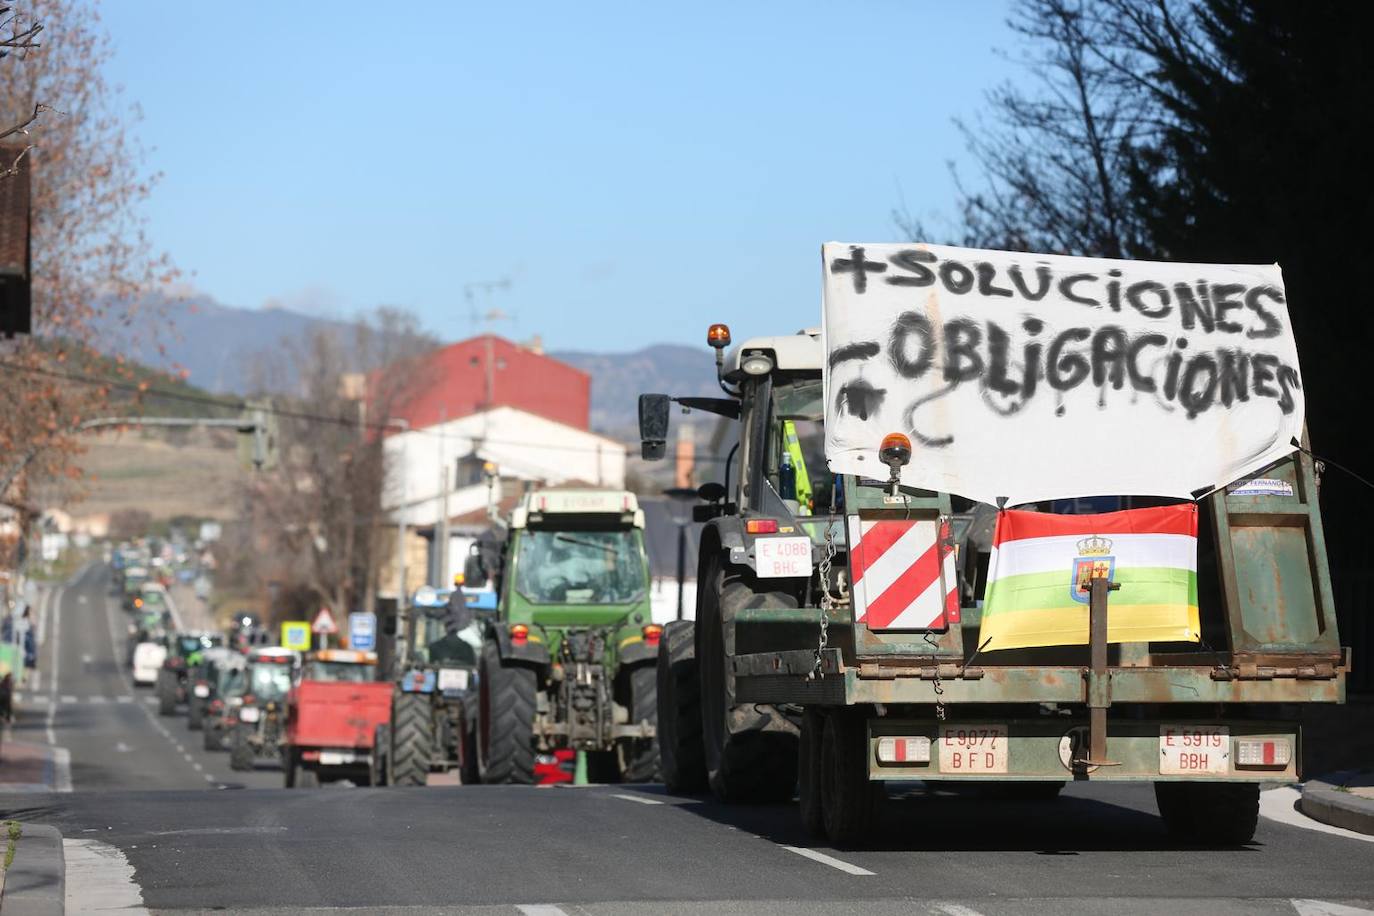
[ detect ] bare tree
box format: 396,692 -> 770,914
1,0 -> 176,503
899,0 -> 1162,258
0,4 -> 46,179
238,310 -> 438,624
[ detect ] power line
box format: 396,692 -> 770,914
0,358 -> 728,463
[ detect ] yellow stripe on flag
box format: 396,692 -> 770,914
978,603 -> 1200,652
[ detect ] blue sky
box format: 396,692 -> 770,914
101,1 -> 1019,351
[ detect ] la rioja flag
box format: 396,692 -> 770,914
980,504 -> 1200,651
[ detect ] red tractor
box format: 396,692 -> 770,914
282,649 -> 392,788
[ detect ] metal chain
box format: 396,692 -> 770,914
808,522 -> 838,680
925,628 -> 946,721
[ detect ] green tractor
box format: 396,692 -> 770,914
470,489 -> 660,784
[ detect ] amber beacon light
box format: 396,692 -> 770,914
880,432 -> 913,494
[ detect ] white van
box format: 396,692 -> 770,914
132,641 -> 167,686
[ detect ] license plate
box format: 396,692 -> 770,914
1160,725 -> 1229,775
193,685 -> 210,698
438,669 -> 470,691
320,751 -> 356,766
755,537 -> 812,578
939,725 -> 1008,773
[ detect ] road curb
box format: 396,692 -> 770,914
1,823 -> 65,915
1300,771 -> 1374,836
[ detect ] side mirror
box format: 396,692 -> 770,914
697,481 -> 726,502
463,554 -> 487,588
638,394 -> 671,461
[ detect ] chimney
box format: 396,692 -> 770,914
674,424 -> 695,489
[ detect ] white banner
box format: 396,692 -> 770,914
822,243 -> 1304,506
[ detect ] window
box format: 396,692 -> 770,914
514,528 -> 646,605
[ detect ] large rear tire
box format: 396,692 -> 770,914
798,707 -> 826,838
657,620 -> 706,793
157,672 -> 177,716
186,697 -> 204,731
370,724 -> 389,787
477,639 -> 536,785
229,727 -> 254,771
389,693 -> 434,787
1155,782 -> 1260,845
618,663 -> 660,783
820,708 -> 882,848
699,566 -> 799,804
203,722 -> 222,752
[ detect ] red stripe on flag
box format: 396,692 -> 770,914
863,538 -> 942,629
991,504 -> 1198,547
850,520 -> 915,586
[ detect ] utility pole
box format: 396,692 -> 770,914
436,406 -> 450,587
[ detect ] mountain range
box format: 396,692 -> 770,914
95,294 -> 720,437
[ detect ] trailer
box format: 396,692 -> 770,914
640,242 -> 1346,847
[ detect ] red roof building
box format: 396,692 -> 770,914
394,335 -> 590,431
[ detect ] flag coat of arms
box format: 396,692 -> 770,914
981,505 -> 1200,651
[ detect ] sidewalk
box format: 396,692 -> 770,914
1301,770 -> 1374,836
1,824 -> 65,916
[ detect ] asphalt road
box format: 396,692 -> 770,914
4,565 -> 1374,915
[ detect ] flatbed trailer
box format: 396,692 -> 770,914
643,269 -> 1347,847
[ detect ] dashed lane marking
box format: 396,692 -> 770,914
89,695 -> 108,704
116,696 -> 132,704
203,773 -> 216,783
778,845 -> 876,876
517,906 -> 571,916
611,793 -> 665,805
59,695 -> 79,704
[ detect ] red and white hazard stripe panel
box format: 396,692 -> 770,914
846,516 -> 959,631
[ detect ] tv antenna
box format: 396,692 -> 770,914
464,278 -> 516,331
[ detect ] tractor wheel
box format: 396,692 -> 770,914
699,565 -> 799,804
203,723 -> 222,752
657,620 -> 706,793
229,727 -> 254,772
477,639 -> 536,785
798,707 -> 827,838
1155,782 -> 1260,845
186,698 -> 203,731
618,663 -> 660,783
370,724 -> 390,787
157,672 -> 177,716
820,708 -> 883,848
390,693 -> 434,787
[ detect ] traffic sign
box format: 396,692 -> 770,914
312,607 -> 338,635
281,620 -> 311,651
348,612 -> 376,651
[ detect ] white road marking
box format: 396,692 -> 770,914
203,773 -> 216,783
89,695 -> 108,704
611,793 -> 664,805
192,762 -> 203,772
116,695 -> 132,704
1260,786 -> 1374,844
517,906 -> 571,916
61,695 -> 79,704
64,838 -> 151,915
30,670 -> 40,691
143,696 -> 158,705
1292,901 -> 1374,916
931,905 -> 989,916
115,741 -> 132,753
778,845 -> 876,876
53,746 -> 73,792
45,700 -> 56,746
182,753 -> 194,762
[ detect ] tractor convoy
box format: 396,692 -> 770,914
108,242 -> 1348,852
